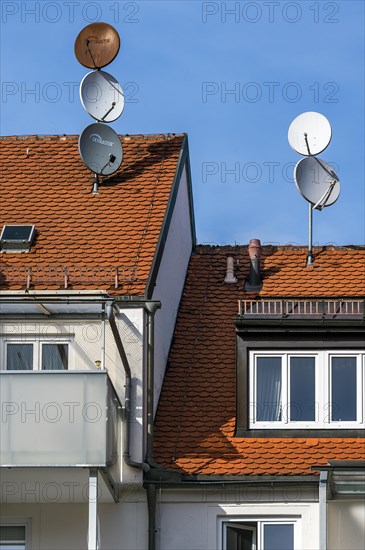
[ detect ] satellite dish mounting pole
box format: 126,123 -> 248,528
92,174 -> 99,194
288,113 -> 339,267
76,23 -> 124,188
307,203 -> 314,266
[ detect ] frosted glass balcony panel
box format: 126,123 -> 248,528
0,371 -> 121,468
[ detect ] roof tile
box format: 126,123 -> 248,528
154,245 -> 365,476
0,133 -> 185,295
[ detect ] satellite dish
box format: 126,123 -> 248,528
288,112 -> 332,156
78,123 -> 122,176
294,157 -> 340,210
80,70 -> 125,123
74,23 -> 120,69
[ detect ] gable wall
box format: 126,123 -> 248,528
151,164 -> 194,414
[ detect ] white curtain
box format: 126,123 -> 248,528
256,357 -> 282,421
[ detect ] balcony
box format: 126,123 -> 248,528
238,299 -> 365,320
0,370 -> 122,502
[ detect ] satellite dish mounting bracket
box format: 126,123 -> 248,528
92,174 -> 99,194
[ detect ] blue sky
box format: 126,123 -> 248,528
1,0 -> 364,246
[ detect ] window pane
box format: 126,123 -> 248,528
256,357 -> 282,421
0,526 -> 26,541
263,524 -> 294,550
226,526 -> 254,550
6,344 -> 33,370
290,357 -> 315,421
42,344 -> 68,370
331,357 -> 356,421
0,525 -> 26,549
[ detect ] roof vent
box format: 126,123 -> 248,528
0,225 -> 35,253
244,239 -> 262,292
224,256 -> 237,284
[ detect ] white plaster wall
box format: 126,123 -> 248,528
328,500 -> 365,550
0,313 -> 143,392
0,489 -> 322,550
157,488 -> 319,550
0,489 -> 148,550
5,489 -> 362,550
151,164 -> 194,413
0,320 -> 106,372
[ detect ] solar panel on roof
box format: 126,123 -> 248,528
0,224 -> 35,252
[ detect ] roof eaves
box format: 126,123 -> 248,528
312,460 -> 365,470
144,473 -> 319,486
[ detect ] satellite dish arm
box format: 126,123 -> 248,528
304,133 -> 312,155
100,154 -> 117,175
85,39 -> 97,69
101,102 -> 116,122
312,180 -> 337,210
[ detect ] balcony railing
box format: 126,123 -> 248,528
238,299 -> 365,319
0,370 -> 122,469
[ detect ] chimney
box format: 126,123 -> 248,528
224,256 -> 237,283
244,239 -> 262,291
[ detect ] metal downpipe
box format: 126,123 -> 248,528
106,303 -> 150,472
144,301 -> 160,550
145,302 -> 160,462
146,483 -> 157,550
319,471 -> 328,550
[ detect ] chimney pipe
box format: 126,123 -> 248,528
224,256 -> 237,283
244,239 -> 262,291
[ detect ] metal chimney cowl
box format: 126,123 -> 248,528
244,239 -> 263,292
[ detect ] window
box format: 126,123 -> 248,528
0,520 -> 31,550
0,225 -> 35,252
223,519 -> 298,550
3,339 -> 71,370
250,351 -> 364,429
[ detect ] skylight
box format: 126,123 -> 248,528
0,224 -> 35,252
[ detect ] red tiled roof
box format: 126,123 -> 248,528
0,134 -> 185,295
154,245 -> 365,476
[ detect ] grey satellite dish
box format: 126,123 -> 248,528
79,123 -> 122,176
80,70 -> 125,123
294,157 -> 340,210
288,112 -> 332,156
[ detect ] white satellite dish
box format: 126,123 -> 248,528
294,157 -> 340,210
80,70 -> 125,123
288,112 -> 332,156
79,123 -> 122,176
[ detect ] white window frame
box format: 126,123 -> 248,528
249,350 -> 365,429
221,517 -> 300,550
1,336 -> 73,371
0,518 -> 31,550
